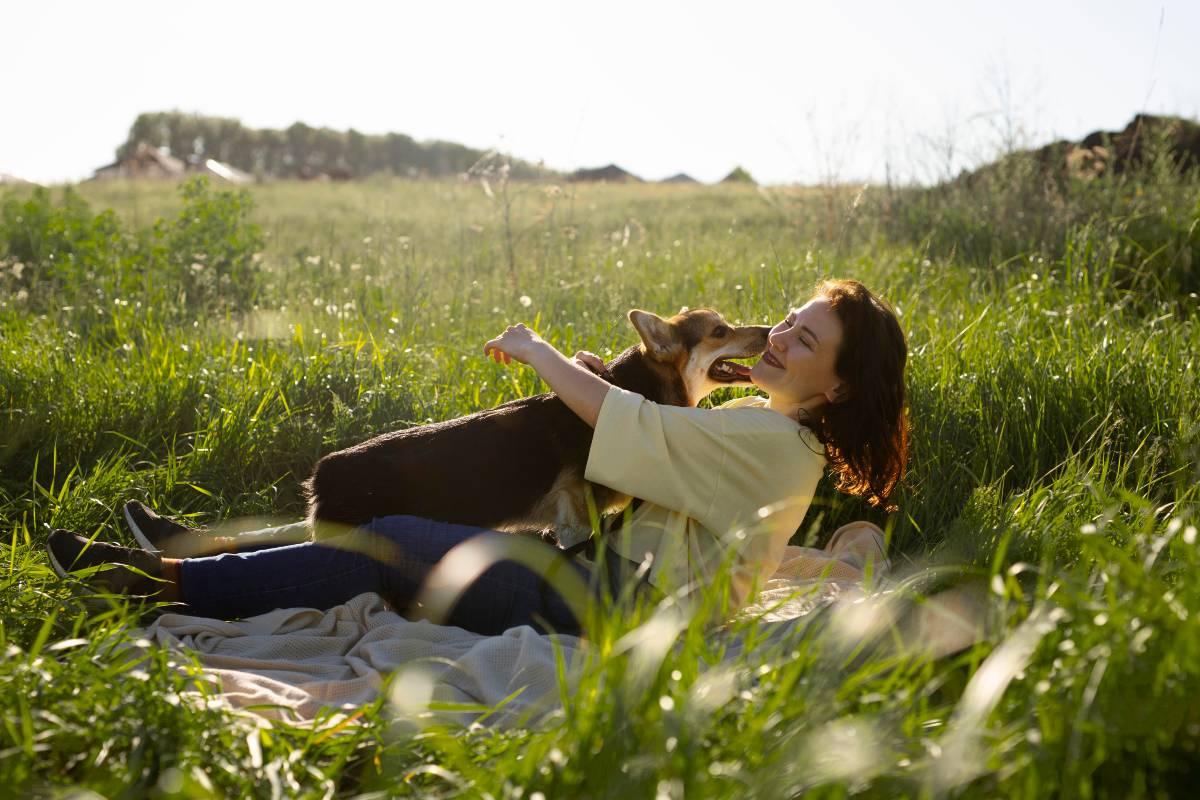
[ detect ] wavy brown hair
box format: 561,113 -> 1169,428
802,279 -> 910,511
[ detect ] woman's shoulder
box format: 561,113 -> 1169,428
715,395 -> 825,461
715,394 -> 800,429
608,390 -> 821,456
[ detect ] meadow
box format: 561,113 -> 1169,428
1,154 -> 1199,797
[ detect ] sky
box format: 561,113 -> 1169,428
3,0 -> 1199,186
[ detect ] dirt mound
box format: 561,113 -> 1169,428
965,114 -> 1200,184
1076,113 -> 1200,173
568,164 -> 643,183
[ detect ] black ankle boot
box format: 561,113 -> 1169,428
46,529 -> 165,597
123,500 -> 205,556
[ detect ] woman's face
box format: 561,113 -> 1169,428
751,298 -> 845,408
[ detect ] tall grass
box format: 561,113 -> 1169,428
1,167 -> 1198,797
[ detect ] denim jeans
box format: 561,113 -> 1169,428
178,515 -> 636,636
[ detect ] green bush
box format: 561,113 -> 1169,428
153,176 -> 264,310
0,187 -> 130,305
0,177 -> 263,317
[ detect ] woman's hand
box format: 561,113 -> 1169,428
573,350 -> 606,375
484,327 -> 609,427
483,323 -> 548,365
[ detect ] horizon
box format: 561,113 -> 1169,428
4,0 -> 1199,186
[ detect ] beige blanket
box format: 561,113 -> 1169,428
140,525 -> 889,727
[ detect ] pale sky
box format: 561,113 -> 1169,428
3,0 -> 1198,186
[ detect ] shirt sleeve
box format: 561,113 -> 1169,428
584,386 -> 810,536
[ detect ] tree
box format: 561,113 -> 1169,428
111,112 -> 555,180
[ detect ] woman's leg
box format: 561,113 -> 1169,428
177,534 -> 383,620
206,520 -> 315,554
125,501 -> 314,557
206,517 -> 366,553
362,515 -> 594,635
134,513 -> 385,557
179,515 -> 594,635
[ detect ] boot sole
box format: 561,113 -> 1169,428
123,503 -> 161,553
46,533 -> 75,579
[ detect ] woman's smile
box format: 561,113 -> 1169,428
760,350 -> 784,369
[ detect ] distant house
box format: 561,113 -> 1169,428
720,166 -> 756,185
0,172 -> 37,186
568,164 -> 643,183
92,142 -> 186,180
92,143 -> 257,183
191,157 -> 254,184
660,173 -> 700,184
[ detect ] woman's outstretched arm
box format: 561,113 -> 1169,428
483,324 -> 610,427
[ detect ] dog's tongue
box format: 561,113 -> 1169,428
712,359 -> 753,381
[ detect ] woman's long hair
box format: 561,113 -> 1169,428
803,279 -> 910,511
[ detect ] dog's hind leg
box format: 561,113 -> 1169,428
553,489 -> 595,550
492,466 -> 593,549
546,468 -> 594,549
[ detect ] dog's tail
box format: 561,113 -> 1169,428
303,453 -> 367,536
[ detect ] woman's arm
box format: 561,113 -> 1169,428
484,324 -> 610,427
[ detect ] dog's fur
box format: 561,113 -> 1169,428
304,308 -> 769,542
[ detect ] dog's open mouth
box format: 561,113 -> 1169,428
708,358 -> 755,383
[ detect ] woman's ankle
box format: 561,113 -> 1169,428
160,558 -> 183,602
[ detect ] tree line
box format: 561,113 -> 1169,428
116,112 -> 550,180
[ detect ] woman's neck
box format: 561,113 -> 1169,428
765,393 -> 827,422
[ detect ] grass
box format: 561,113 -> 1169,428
1,163 -> 1199,797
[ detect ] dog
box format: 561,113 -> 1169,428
304,308 -> 770,546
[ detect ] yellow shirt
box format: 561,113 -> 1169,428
584,386 -> 827,609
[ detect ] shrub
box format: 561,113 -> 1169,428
0,178 -> 263,317
153,176 -> 264,311
0,188 -> 131,308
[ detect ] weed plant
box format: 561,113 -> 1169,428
0,167 -> 1198,797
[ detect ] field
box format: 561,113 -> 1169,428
2,159 -> 1199,797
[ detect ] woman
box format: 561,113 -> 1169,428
47,279 -> 909,636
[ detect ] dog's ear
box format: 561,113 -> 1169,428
629,309 -> 682,362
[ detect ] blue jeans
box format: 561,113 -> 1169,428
179,515 -> 619,636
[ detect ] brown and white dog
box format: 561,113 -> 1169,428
304,308 -> 769,545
